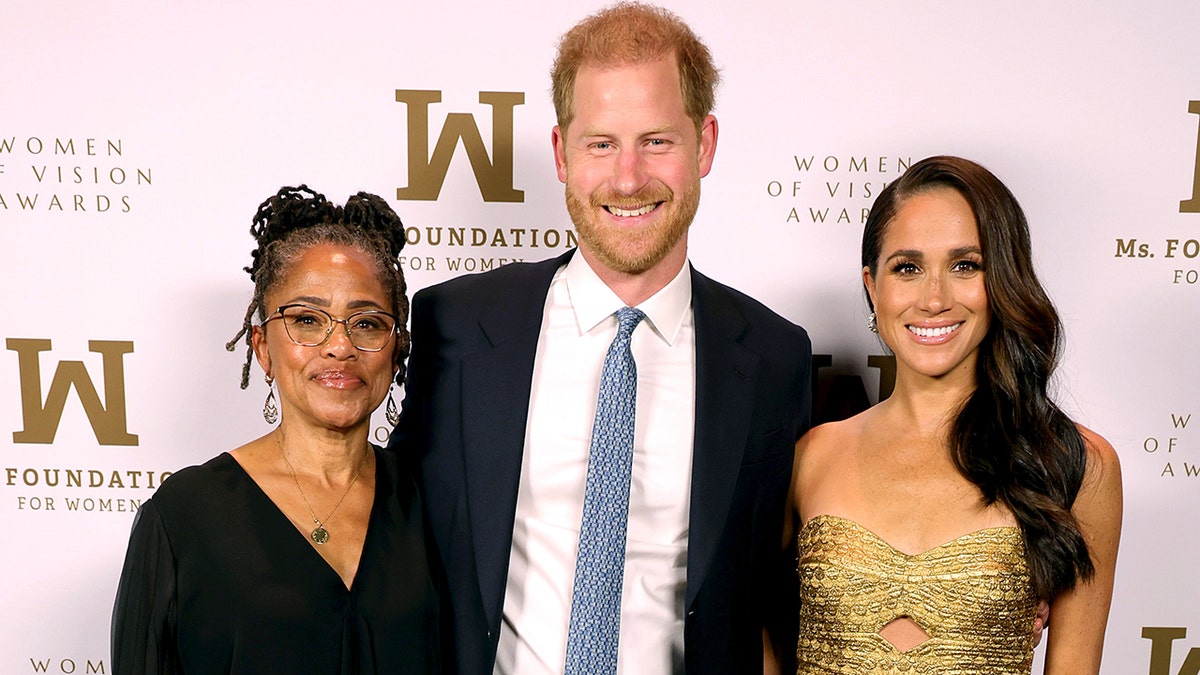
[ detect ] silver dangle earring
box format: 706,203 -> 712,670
867,312 -> 878,334
263,375 -> 279,424
385,385 -> 400,426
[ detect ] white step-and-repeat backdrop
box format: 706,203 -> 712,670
2,1 -> 1197,673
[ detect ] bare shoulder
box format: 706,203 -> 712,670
789,412 -> 872,526
1077,424 -> 1122,493
796,414 -> 865,460
1071,424 -> 1123,551
794,411 -> 870,485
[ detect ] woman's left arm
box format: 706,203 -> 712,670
1044,426 -> 1124,675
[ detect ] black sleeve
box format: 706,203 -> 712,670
111,500 -> 181,675
767,328 -> 813,672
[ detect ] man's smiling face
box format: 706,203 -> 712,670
553,54 -> 716,276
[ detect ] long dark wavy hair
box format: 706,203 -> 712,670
861,156 -> 1092,600
225,185 -> 411,389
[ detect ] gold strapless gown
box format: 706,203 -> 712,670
796,515 -> 1038,675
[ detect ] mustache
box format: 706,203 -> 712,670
589,184 -> 674,208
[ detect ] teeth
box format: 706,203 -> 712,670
608,203 -> 656,217
909,324 -> 961,338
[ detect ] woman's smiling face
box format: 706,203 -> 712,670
252,243 -> 397,432
864,187 -> 990,384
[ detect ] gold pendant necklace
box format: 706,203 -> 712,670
277,432 -> 368,545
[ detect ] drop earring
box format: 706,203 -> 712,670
867,312 -> 878,334
385,385 -> 400,426
263,375 -> 279,424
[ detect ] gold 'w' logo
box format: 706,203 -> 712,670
1184,101 -> 1200,214
1144,627 -> 1200,675
394,90 -> 524,203
7,338 -> 138,446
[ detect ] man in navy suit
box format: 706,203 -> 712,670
391,4 -> 811,673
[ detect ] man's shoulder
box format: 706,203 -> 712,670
413,252 -> 569,308
691,268 -> 809,342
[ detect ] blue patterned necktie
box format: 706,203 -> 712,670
564,307 -> 646,675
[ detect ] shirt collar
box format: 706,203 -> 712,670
564,251 -> 692,346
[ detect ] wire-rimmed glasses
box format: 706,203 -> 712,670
263,304 -> 397,352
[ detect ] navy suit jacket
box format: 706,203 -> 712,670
391,250 -> 812,674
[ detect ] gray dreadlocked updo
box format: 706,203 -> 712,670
225,185 -> 411,389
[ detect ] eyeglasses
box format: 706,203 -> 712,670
263,304 -> 398,352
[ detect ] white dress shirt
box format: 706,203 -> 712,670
495,253 -> 697,675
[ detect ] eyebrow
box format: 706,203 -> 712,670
883,245 -> 983,263
285,295 -> 330,307
884,249 -> 923,263
579,125 -> 680,139
283,297 -> 386,311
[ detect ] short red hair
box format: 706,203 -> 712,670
550,2 -> 720,132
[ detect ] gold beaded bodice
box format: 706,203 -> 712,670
796,515 -> 1038,675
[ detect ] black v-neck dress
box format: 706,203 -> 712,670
111,448 -> 441,674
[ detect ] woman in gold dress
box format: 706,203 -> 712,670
787,156 -> 1122,674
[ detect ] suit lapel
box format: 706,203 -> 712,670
456,257 -> 756,621
686,269 -> 759,608
461,251 -> 574,630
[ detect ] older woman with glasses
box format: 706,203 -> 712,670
111,186 -> 442,674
